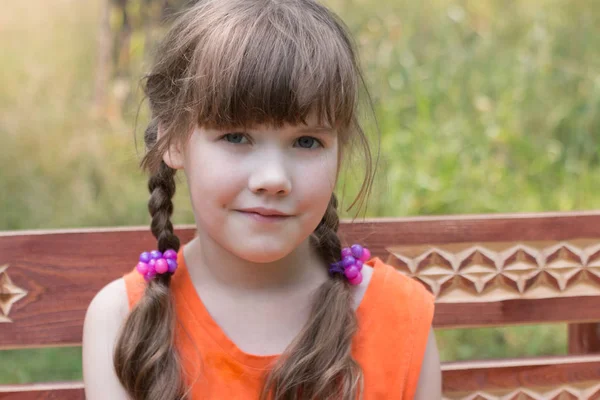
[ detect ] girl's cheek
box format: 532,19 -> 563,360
190,144 -> 238,180
296,156 -> 337,210
184,151 -> 236,205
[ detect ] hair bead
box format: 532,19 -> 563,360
137,249 -> 178,281
150,250 -> 163,260
139,252 -> 151,263
163,249 -> 177,260
344,265 -> 360,280
155,258 -> 169,274
329,245 -> 371,285
350,244 -> 363,259
136,262 -> 149,275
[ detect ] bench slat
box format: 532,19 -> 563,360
434,295 -> 600,328
0,381 -> 83,399
442,354 -> 600,399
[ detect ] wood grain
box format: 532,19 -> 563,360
569,323 -> 600,354
442,355 -> 600,399
0,227 -> 194,349
433,295 -> 600,328
0,382 -> 83,399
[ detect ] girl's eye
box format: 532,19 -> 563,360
295,136 -> 322,149
221,133 -> 321,149
223,133 -> 248,144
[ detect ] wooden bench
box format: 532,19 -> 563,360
2,211 -> 600,399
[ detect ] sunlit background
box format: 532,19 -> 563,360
1,0 -> 598,384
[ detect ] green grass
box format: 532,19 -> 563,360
0,348 -> 82,384
437,324 -> 567,362
1,0 -> 598,384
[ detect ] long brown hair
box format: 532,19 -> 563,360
114,1 -> 376,399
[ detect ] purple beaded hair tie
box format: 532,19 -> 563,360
136,249 -> 178,282
329,244 -> 371,285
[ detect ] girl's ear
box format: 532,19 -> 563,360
159,124 -> 185,170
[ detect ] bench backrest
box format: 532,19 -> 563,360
2,211 -> 600,398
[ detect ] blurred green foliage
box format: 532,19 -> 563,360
0,347 -> 82,384
1,0 -> 597,384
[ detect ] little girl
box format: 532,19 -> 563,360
82,0 -> 440,399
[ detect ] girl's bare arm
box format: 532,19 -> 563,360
414,328 -> 442,399
82,278 -> 131,400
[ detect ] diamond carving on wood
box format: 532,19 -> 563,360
387,239 -> 600,303
0,264 -> 27,323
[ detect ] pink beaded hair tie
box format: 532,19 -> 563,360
329,244 -> 371,285
136,249 -> 178,282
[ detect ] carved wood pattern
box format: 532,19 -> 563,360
386,239 -> 600,303
0,264 -> 27,323
443,382 -> 600,400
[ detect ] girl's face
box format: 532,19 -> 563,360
177,116 -> 339,263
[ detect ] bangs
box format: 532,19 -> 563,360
187,2 -> 359,131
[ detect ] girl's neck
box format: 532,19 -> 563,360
184,232 -> 329,293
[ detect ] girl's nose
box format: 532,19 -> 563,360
248,155 -> 292,196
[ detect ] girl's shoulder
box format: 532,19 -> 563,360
85,278 -> 130,325
366,257 -> 435,312
360,257 -> 435,343
82,278 -> 131,399
84,278 -> 130,342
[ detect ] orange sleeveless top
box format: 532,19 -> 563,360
123,247 -> 434,399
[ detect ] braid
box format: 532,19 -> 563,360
113,124 -> 186,399
148,161 -> 181,253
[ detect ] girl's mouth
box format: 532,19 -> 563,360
236,210 -> 292,223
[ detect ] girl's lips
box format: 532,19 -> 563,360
237,210 -> 292,222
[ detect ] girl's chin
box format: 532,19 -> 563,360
232,247 -> 292,263
222,237 -> 302,263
